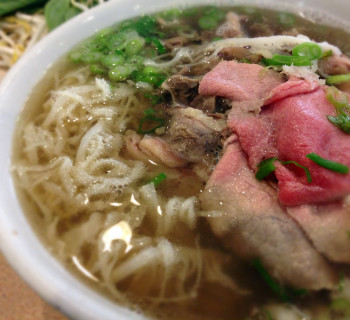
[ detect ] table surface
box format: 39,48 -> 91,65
0,70 -> 69,320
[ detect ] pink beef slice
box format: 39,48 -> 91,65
199,136 -> 337,290
230,82 -> 350,206
198,61 -> 284,111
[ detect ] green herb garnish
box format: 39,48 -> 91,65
255,157 -> 278,181
306,153 -> 349,174
144,93 -> 163,105
279,160 -> 312,183
252,259 -> 307,302
149,172 -> 167,186
138,108 -> 165,134
256,157 -> 312,183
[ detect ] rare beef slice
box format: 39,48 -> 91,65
200,136 -> 337,290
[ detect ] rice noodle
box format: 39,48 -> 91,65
12,65 -> 241,310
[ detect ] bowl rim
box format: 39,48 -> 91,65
0,0 -> 349,319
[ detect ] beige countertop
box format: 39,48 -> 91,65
0,70 -> 68,320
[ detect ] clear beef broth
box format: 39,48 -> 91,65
12,5 -> 350,320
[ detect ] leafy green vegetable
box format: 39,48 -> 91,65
252,259 -> 307,302
0,0 -> 47,16
44,0 -> 81,30
306,153 -> 349,174
292,42 -> 323,61
149,172 -> 167,186
263,55 -> 312,66
256,157 -> 312,183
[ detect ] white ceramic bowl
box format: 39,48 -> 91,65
0,1 -> 349,319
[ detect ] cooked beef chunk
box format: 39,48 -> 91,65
200,136 -> 337,290
318,54 -> 350,93
163,36 -> 190,50
214,97 -> 232,114
216,12 -> 244,39
248,22 -> 274,37
189,95 -> 216,113
161,74 -> 200,106
179,58 -> 221,77
124,130 -> 188,168
217,47 -> 263,63
199,61 -> 285,112
166,107 -> 225,162
318,54 -> 350,76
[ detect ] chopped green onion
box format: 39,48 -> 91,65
148,37 -> 166,54
132,66 -> 167,87
138,109 -> 165,134
263,55 -> 312,66
158,8 -> 181,21
326,73 -> 350,85
306,153 -> 349,174
339,272 -> 345,292
256,157 -> 312,182
330,298 -> 350,318
80,51 -> 103,64
125,37 -> 145,56
280,160 -> 312,183
255,157 -> 277,181
327,114 -> 350,133
90,64 -> 106,74
292,42 -> 323,61
252,259 -> 307,302
198,16 -> 218,30
277,12 -> 295,27
101,53 -> 125,68
133,15 -> 158,38
144,94 -> 163,105
108,65 -> 132,81
322,50 -> 333,59
326,87 -> 350,133
326,86 -> 349,110
149,172 -> 167,186
261,309 -> 273,320
212,37 -> 223,42
143,108 -> 156,116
